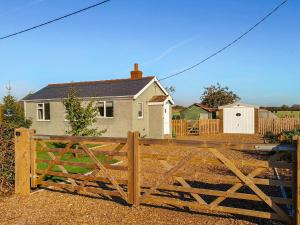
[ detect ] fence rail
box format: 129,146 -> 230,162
172,118 -> 300,136
14,129 -> 300,224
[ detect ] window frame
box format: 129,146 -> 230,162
36,103 -> 51,121
137,102 -> 144,119
97,101 -> 114,118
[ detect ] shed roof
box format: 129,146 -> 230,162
194,103 -> 217,113
23,76 -> 155,101
218,102 -> 259,109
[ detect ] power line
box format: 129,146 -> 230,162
0,0 -> 111,40
159,0 -> 288,81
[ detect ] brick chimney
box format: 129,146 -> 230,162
130,63 -> 143,80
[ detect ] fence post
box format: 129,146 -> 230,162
295,137 -> 300,225
30,130 -> 37,188
133,131 -> 140,206
127,131 -> 141,206
219,109 -> 223,133
15,128 -> 31,195
127,132 -> 134,204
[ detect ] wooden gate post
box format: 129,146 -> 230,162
30,129 -> 37,188
15,128 -> 31,195
295,137 -> 300,225
127,131 -> 141,206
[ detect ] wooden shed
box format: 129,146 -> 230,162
219,102 -> 259,134
180,103 -> 216,120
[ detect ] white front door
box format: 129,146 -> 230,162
163,102 -> 170,134
223,107 -> 255,134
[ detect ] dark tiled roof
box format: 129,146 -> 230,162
194,103 -> 217,112
149,95 -> 168,103
23,76 -> 155,100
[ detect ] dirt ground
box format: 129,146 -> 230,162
0,136 -> 289,225
0,190 -> 282,225
176,133 -> 265,143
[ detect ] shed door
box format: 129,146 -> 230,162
223,107 -> 255,134
164,102 -> 170,134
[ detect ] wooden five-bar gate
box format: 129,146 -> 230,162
15,128 -> 300,224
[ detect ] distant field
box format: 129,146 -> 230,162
276,111 -> 300,117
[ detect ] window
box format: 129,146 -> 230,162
97,102 -> 105,117
37,103 -> 50,121
106,101 -> 113,117
97,101 -> 113,118
138,102 -> 143,119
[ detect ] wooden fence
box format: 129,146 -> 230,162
14,128 -> 300,224
172,119 -> 220,136
173,118 -> 300,136
259,118 -> 300,135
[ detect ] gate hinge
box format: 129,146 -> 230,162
30,174 -> 38,179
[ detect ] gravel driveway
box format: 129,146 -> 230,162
0,190 -> 284,225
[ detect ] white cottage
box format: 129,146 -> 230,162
219,102 -> 259,134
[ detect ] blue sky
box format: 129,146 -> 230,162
0,0 -> 299,106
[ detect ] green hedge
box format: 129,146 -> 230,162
281,129 -> 300,143
0,123 -> 15,195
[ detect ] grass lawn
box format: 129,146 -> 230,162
36,142 -> 118,182
276,111 -> 300,117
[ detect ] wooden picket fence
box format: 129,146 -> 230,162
173,118 -> 300,136
14,128 -> 300,224
259,118 -> 300,135
172,119 -> 220,136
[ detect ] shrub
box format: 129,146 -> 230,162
263,131 -> 278,143
2,94 -> 32,128
0,123 -> 15,195
280,129 -> 300,143
63,87 -> 106,136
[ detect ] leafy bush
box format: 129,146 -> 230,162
63,87 -> 106,136
0,123 -> 15,195
172,130 -> 176,138
280,129 -> 300,143
263,131 -> 279,143
2,94 -> 32,128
